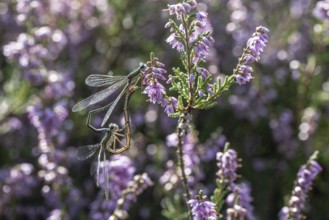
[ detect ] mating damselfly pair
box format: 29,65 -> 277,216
72,63 -> 146,199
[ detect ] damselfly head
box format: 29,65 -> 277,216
108,123 -> 119,131
139,62 -> 147,71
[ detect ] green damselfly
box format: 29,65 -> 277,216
76,88 -> 137,199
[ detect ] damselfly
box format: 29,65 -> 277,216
76,85 -> 139,198
76,109 -> 130,199
72,63 -> 147,127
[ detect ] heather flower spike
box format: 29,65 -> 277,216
234,26 -> 269,85
226,183 -> 256,220
109,173 -> 153,220
188,190 -> 217,220
216,144 -> 240,189
279,151 -> 322,220
211,143 -> 242,216
313,1 -> 329,20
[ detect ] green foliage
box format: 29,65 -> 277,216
162,195 -> 189,220
211,179 -> 228,219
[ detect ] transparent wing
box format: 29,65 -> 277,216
90,148 -> 111,187
77,144 -> 100,160
72,79 -> 128,112
90,147 -> 104,186
85,74 -> 126,87
101,84 -> 129,127
103,151 -> 110,200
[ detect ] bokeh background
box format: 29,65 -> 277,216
1,0 -> 328,219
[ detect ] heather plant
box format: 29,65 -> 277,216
0,0 -> 328,220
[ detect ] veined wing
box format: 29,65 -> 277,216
101,84 -> 129,127
90,148 -> 111,184
103,151 -> 110,200
85,74 -> 126,87
72,79 -> 128,112
77,144 -> 100,160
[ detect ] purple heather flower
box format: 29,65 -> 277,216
226,182 -> 255,220
89,193 -> 117,220
164,103 -> 174,115
235,26 -> 269,85
166,33 -> 184,52
152,67 -> 167,80
242,54 -> 256,65
167,1 -> 197,19
5,163 -> 39,198
142,61 -> 167,85
166,133 -> 178,147
198,90 -> 203,97
190,13 -> 214,63
227,204 -> 247,220
143,81 -> 166,104
216,149 -> 239,188
196,67 -> 210,79
247,37 -> 267,61
110,173 -> 153,220
279,153 -> 322,220
207,83 -> 214,95
166,1 -> 213,63
142,58 -> 179,115
122,173 -> 153,202
27,102 -> 68,138
313,0 -> 329,20
47,209 -> 62,220
188,198 -> 217,220
189,73 -> 195,83
236,65 -> 253,85
97,155 -> 135,200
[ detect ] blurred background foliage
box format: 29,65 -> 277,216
0,0 -> 329,219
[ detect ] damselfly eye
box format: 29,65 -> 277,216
139,62 -> 147,71
108,123 -> 119,131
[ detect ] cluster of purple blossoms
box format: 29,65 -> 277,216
165,1 -> 214,64
142,58 -> 178,115
90,157 -> 152,220
110,173 -> 153,220
235,26 -> 269,85
27,102 -> 86,220
226,182 -> 255,220
108,173 -> 152,220
97,155 -> 136,200
27,103 -> 68,147
226,203 -> 247,220
313,0 -> 329,20
0,163 -> 45,219
2,163 -> 39,198
167,0 -> 198,20
279,155 -> 322,220
190,11 -> 214,64
216,148 -> 240,189
3,29 -> 67,83
188,196 -> 217,220
196,66 -> 215,98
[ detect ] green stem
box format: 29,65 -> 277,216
181,14 -> 194,109
177,114 -> 192,220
